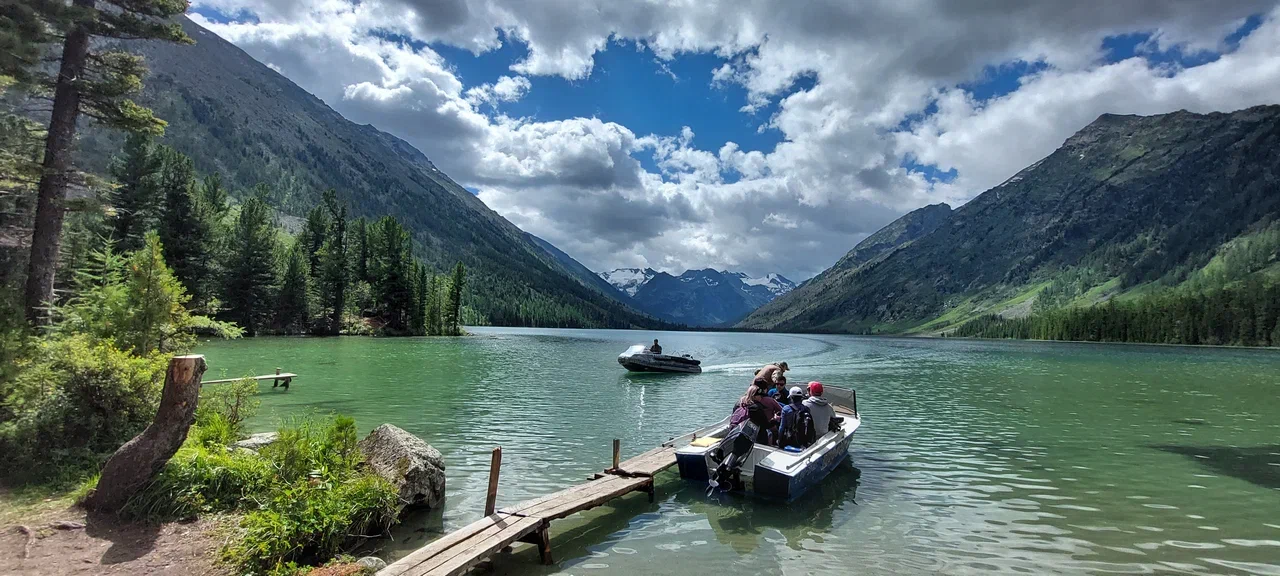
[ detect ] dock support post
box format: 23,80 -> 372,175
485,447 -> 502,517
612,439 -> 620,471
533,525 -> 553,565
647,479 -> 656,503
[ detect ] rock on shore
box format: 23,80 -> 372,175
357,424 -> 445,509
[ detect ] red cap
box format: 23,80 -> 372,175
807,381 -> 823,397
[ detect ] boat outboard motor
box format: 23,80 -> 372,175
707,420 -> 758,495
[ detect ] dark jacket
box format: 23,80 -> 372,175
778,401 -> 812,448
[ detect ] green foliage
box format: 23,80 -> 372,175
370,216 -> 414,333
107,133 -> 161,252
196,377 -> 260,437
125,415 -> 399,574
224,190 -> 278,335
0,333 -> 167,481
262,415 -> 361,484
447,261 -> 465,336
155,145 -> 216,306
953,278 -> 1280,347
276,240 -> 313,333
317,190 -> 347,335
51,233 -> 239,354
125,435 -> 274,519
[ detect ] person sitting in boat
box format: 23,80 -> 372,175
729,385 -> 773,444
777,386 -> 814,450
649,339 -> 662,354
803,381 -> 836,435
755,361 -> 789,385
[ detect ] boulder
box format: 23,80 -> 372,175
232,432 -> 278,451
356,556 -> 387,572
358,424 -> 445,509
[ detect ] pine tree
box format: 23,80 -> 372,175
223,190 -> 277,336
22,0 -> 192,323
426,272 -> 441,336
154,146 -> 213,306
122,231 -> 192,355
351,217 -> 370,283
447,261 -> 465,336
408,261 -> 427,335
276,240 -> 311,334
371,216 -> 413,333
106,133 -> 161,252
298,204 -> 329,279
318,190 -> 347,334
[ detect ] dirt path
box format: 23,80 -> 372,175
0,507 -> 230,576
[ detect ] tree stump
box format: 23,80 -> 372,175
86,355 -> 206,512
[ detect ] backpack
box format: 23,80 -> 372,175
778,403 -> 812,448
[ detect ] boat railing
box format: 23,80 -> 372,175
663,417 -> 730,447
783,429 -> 847,471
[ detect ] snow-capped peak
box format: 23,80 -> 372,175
738,273 -> 796,296
599,268 -> 657,297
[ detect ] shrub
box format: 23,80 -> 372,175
262,415 -> 361,484
226,474 -> 397,575
196,376 -> 260,439
0,333 -> 167,481
125,435 -> 275,519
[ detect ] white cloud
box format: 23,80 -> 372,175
465,75 -> 532,107
188,0 -> 1280,280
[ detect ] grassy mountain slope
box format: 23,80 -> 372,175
740,106 -> 1280,333
77,17 -> 660,329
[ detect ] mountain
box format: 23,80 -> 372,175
829,203 -> 952,273
524,233 -> 630,301
602,267 -> 795,327
77,17 -> 661,329
600,268 -> 658,297
741,106 -> 1280,333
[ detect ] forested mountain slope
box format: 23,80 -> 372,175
77,17 -> 659,328
740,106 -> 1280,333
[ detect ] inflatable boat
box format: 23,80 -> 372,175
673,386 -> 860,500
617,344 -> 702,374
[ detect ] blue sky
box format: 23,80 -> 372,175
189,1 -> 1280,279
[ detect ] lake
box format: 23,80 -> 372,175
197,328 -> 1280,575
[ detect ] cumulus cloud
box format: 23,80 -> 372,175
189,0 -> 1280,280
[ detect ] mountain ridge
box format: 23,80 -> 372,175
741,105 -> 1280,333
602,267 -> 795,327
77,16 -> 662,329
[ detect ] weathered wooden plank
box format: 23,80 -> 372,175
380,514 -> 508,576
408,515 -> 542,576
614,446 -> 677,476
202,373 -> 298,384
502,476 -> 631,518
524,476 -> 652,520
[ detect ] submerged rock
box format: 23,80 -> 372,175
358,424 -> 445,509
232,432 -> 278,451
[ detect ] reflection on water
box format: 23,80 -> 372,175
198,329 -> 1280,575
1154,444 -> 1280,490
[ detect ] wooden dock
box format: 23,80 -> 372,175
379,442 -> 681,576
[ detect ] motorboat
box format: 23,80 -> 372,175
617,344 -> 702,374
672,386 -> 860,500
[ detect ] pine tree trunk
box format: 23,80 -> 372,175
24,0 -> 95,323
86,354 -> 206,512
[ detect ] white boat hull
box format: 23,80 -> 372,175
674,387 -> 860,500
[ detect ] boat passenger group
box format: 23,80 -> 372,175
730,362 -> 840,452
